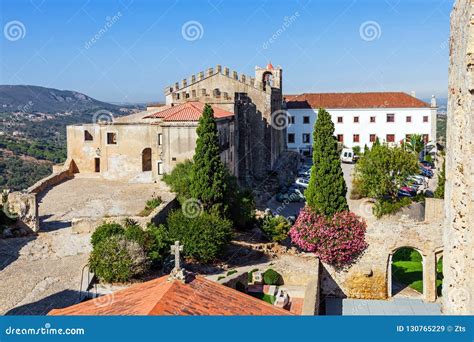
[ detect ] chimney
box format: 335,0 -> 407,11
410,90 -> 416,98
431,95 -> 437,108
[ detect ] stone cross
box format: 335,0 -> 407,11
170,241 -> 183,271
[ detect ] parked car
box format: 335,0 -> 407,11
420,160 -> 435,169
398,189 -> 416,198
295,177 -> 310,188
407,175 -> 425,185
400,186 -> 417,195
276,188 -> 305,202
340,148 -> 356,163
419,166 -> 434,178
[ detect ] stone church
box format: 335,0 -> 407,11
65,63 -> 286,184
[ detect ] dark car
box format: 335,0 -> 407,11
419,166 -> 433,178
420,160 -> 435,169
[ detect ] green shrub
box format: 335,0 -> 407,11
166,210 -> 232,263
162,160 -> 194,203
263,269 -> 283,285
259,215 -> 291,242
139,196 -> 163,216
91,223 -> 125,247
248,268 -> 258,283
349,176 -> 367,200
146,223 -> 170,265
373,197 -> 411,218
227,270 -> 237,276
352,146 -> 361,156
89,235 -> 150,283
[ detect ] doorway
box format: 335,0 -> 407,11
94,158 -> 100,172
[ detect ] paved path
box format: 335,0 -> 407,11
325,297 -> 441,315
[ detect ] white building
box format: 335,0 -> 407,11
285,92 -> 437,155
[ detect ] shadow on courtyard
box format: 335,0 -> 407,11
0,235 -> 36,271
5,289 -> 82,315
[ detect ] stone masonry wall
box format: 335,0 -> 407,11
443,0 -> 474,315
321,216 -> 443,302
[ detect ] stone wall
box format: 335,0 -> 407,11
71,196 -> 177,233
443,0 -> 474,315
321,216 -> 443,302
5,191 -> 38,232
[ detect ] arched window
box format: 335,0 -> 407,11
142,148 -> 152,172
262,71 -> 274,90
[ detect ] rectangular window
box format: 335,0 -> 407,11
84,130 -> 93,141
288,133 -> 295,144
353,134 -> 360,143
302,134 -> 311,144
303,116 -> 310,124
158,133 -> 163,146
423,134 -> 429,143
370,116 -> 376,123
354,116 -> 359,123
289,116 -> 295,124
157,161 -> 164,175
107,132 -> 117,145
423,116 -> 429,123
337,117 -> 343,123
370,134 -> 376,142
406,134 -> 411,141
386,134 -> 395,143
406,116 -> 412,123
337,134 -> 344,143
387,114 -> 395,123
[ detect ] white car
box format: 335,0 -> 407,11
341,148 -> 356,163
295,177 -> 310,188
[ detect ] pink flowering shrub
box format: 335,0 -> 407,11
289,207 -> 368,268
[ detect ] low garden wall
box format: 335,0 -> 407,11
71,196 -> 178,233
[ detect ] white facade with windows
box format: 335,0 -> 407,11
285,93 -> 437,154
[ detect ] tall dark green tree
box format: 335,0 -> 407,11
305,108 -> 348,216
190,104 -> 228,212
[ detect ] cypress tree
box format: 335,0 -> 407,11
305,108 -> 348,216
190,104 -> 228,212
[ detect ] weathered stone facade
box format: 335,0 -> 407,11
321,215 -> 443,303
443,0 -> 474,315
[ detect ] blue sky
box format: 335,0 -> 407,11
0,0 -> 452,103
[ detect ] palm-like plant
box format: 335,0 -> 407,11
404,134 -> 425,155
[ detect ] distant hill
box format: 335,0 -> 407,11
0,85 -> 122,113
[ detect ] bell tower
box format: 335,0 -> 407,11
255,62 -> 282,91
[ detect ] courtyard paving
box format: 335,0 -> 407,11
325,297 -> 441,315
38,177 -> 174,231
0,176 -> 174,314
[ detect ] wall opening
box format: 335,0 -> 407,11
142,148 -> 152,172
262,71 -> 273,90
389,247 -> 424,298
84,130 -> 93,141
94,158 -> 100,172
436,255 -> 443,298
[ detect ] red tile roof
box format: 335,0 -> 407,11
144,101 -> 234,122
48,275 -> 292,316
285,92 -> 430,109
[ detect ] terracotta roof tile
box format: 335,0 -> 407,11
144,101 -> 233,122
285,92 -> 430,109
48,275 -> 292,316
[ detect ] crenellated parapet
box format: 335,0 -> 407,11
163,64 -> 278,96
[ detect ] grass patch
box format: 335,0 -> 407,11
226,270 -> 237,276
248,292 -> 276,305
392,260 -> 423,293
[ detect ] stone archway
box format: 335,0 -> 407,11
387,247 -> 425,299
141,148 -> 152,172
